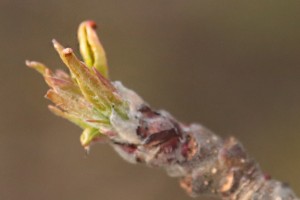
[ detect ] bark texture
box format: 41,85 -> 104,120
107,82 -> 299,200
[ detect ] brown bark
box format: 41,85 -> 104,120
108,83 -> 299,200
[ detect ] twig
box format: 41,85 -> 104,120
26,21 -> 299,200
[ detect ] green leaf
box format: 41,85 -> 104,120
80,127 -> 104,148
78,21 -> 109,78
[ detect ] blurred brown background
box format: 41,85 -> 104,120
0,1 -> 299,200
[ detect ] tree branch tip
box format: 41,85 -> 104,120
27,21 -> 300,200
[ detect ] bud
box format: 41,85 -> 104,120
78,20 -> 109,78
26,21 -> 129,150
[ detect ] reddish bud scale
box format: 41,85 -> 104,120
110,106 -> 298,199
181,135 -> 197,160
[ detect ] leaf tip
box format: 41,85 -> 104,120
52,39 -> 65,53
26,60 -> 47,75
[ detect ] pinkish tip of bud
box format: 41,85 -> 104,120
52,39 -> 58,45
63,48 -> 73,55
25,60 -> 32,67
86,20 -> 97,29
